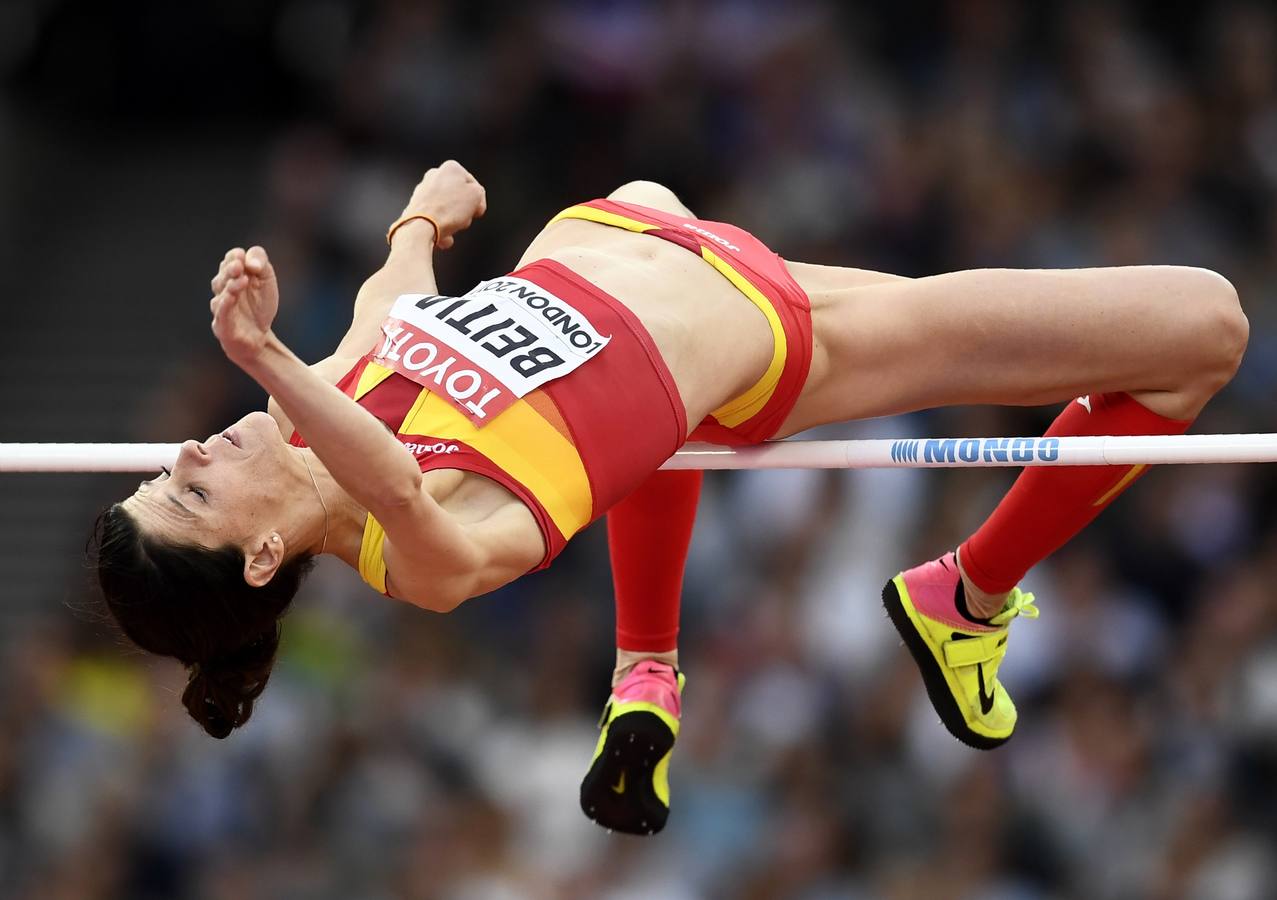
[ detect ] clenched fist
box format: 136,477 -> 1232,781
396,160 -> 487,250
209,246 -> 278,366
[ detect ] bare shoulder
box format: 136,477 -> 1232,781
385,491 -> 546,612
461,498 -> 547,593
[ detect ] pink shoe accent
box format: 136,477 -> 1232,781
612,660 -> 682,718
902,552 -> 998,633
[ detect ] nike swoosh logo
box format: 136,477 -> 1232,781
977,663 -> 996,715
611,771 -> 626,795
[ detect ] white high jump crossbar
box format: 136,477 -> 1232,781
1,434 -> 1276,472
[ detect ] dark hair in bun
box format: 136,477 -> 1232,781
90,504 -> 314,738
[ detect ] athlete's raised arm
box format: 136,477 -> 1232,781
209,245 -> 485,611
334,160 -> 487,358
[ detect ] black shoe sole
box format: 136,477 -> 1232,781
579,709 -> 675,836
881,577 -> 1008,751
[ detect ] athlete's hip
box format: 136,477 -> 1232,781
523,198 -> 816,444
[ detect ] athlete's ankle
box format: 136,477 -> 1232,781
955,548 -> 1009,620
963,577 -> 1009,619
613,648 -> 679,688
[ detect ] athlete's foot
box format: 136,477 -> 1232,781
580,659 -> 683,836
882,551 -> 1038,749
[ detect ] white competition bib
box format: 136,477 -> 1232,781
372,277 -> 611,426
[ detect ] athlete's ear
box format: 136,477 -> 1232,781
243,532 -> 284,587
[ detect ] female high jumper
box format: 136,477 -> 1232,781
93,161 -> 1247,835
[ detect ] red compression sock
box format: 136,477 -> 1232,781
608,470 -> 702,652
960,393 -> 1192,595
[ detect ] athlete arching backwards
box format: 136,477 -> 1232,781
93,161 -> 1247,835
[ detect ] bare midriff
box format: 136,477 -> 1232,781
277,218 -> 781,539
517,217 -> 777,430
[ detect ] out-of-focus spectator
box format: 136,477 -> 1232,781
1,1 -> 1275,897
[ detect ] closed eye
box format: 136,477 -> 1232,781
138,467 -> 171,490
153,468 -> 206,502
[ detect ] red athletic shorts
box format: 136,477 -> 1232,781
550,199 -> 813,445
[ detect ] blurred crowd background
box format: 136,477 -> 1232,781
2,1 -> 1276,898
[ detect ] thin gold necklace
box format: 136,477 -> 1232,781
300,452 -> 329,555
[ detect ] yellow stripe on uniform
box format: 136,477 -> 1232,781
697,248 -> 788,427
358,514 -> 389,593
1092,464 -> 1147,507
353,361 -> 395,401
396,390 -> 593,538
550,205 -> 660,234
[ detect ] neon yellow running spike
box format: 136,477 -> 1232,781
883,551 -> 1038,749
580,660 -> 684,835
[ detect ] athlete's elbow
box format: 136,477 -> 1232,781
607,180 -> 693,217
417,583 -> 470,614
371,472 -> 425,516
417,593 -> 462,614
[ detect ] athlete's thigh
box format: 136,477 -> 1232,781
773,265 -> 1232,437
782,260 -> 910,293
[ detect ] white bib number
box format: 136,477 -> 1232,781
372,277 -> 611,425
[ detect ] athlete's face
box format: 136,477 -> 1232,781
123,412 -> 299,553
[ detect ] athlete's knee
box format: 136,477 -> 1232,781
1170,268 -> 1248,396
1193,269 -> 1248,381
607,180 -> 693,217
1212,275 -> 1248,368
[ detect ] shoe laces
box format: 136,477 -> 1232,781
989,588 -> 1039,628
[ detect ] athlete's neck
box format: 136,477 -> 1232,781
297,451 -> 367,569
